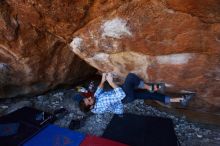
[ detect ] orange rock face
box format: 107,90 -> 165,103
0,0 -> 219,112
70,0 -> 220,112
0,0 -> 97,98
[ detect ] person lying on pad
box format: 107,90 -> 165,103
79,73 -> 194,114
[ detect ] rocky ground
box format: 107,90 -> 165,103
0,87 -> 220,146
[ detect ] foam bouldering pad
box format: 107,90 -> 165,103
103,114 -> 178,146
24,124 -> 85,146
0,122 -> 20,137
80,135 -> 129,146
5,107 -> 55,127
0,121 -> 40,146
0,107 -> 55,146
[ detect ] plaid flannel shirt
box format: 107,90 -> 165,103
91,87 -> 126,114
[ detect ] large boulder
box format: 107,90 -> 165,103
0,0 -> 219,113
70,0 -> 220,112
0,0 -> 138,98
0,0 -> 97,98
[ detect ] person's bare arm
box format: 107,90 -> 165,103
98,73 -> 107,88
106,73 -> 118,88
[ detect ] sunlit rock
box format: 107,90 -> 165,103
69,0 -> 220,112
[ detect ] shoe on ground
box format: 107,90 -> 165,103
53,108 -> 69,119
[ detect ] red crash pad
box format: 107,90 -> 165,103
80,135 -> 129,146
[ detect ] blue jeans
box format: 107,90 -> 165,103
121,73 -> 170,104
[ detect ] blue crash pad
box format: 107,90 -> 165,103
24,124 -> 85,146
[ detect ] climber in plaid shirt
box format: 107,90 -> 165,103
79,73 -> 126,114
91,84 -> 126,114
79,73 -> 194,114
